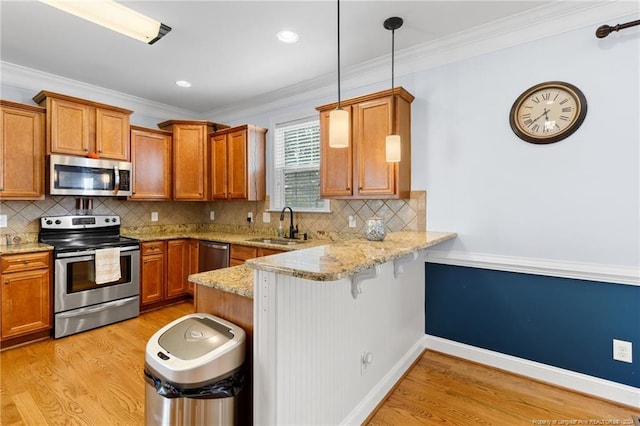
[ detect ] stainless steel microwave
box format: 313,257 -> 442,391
48,154 -> 133,197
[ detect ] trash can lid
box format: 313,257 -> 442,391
158,316 -> 234,360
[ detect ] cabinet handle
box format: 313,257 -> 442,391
84,148 -> 89,152
23,260 -> 30,265
98,150 -> 102,153
4,280 -> 9,285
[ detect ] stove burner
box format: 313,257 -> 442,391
39,215 -> 139,254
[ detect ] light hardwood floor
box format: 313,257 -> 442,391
1,302 -> 637,425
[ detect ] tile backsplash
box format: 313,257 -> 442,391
0,191 -> 426,241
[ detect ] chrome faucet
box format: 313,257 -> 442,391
280,206 -> 298,239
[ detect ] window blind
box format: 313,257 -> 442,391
272,117 -> 327,211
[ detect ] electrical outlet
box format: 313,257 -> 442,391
247,212 -> 253,223
361,351 -> 373,375
262,212 -> 271,223
0,215 -> 7,228
348,215 -> 356,228
210,211 -> 215,221
151,212 -> 158,222
613,339 -> 633,363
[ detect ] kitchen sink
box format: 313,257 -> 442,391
245,237 -> 302,246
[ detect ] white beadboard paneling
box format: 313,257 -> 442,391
253,254 -> 427,425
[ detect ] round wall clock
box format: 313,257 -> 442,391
509,81 -> 587,144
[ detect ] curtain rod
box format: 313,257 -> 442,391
595,18 -> 640,38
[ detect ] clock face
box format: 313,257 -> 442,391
510,81 -> 587,144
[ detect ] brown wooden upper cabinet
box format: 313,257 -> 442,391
210,124 -> 266,201
130,125 -> 172,200
0,100 -> 45,200
33,91 -> 132,161
158,120 -> 228,201
316,87 -> 414,199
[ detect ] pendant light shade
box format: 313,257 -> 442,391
329,0 -> 349,148
329,108 -> 349,148
385,134 -> 401,162
384,17 -> 403,162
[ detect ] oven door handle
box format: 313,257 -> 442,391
56,246 -> 139,259
55,297 -> 137,319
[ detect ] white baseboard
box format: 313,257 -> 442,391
341,339 -> 425,425
425,335 -> 640,409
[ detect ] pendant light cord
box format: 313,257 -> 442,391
391,26 -> 395,135
337,0 -> 342,110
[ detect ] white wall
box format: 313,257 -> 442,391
415,22 -> 639,268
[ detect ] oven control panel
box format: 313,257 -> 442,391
41,215 -> 121,229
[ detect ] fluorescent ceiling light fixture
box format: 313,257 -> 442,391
40,0 -> 171,44
175,80 -> 192,88
276,30 -> 299,43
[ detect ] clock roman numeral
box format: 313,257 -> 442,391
559,98 -> 569,105
560,115 -> 570,121
542,92 -> 551,101
531,96 -> 541,104
562,107 -> 572,112
521,113 -> 531,119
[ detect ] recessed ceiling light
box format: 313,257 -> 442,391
176,80 -> 191,88
276,30 -> 299,44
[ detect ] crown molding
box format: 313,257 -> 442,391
0,61 -> 198,120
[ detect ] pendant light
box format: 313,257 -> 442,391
384,17 -> 403,162
329,0 -> 349,148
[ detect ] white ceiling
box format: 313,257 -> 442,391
1,0 -> 597,116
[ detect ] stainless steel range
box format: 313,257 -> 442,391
39,215 -> 140,338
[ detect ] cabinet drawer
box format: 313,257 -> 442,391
258,248 -> 284,257
1,252 -> 50,274
141,241 -> 166,255
230,244 -> 257,261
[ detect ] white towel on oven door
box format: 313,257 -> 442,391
94,247 -> 121,284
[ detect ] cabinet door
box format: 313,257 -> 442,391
96,108 -> 130,160
166,240 -> 188,298
1,268 -> 51,339
48,97 -> 91,155
0,105 -> 45,199
353,97 -> 395,196
210,133 -> 228,199
227,129 -> 247,199
187,240 -> 199,295
131,128 -> 171,200
319,109 -> 353,197
173,124 -> 208,200
141,253 -> 165,305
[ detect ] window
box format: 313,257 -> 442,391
271,116 -> 329,212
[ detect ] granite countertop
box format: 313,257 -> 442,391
190,231 -> 456,298
122,230 -> 324,251
189,264 -> 254,298
0,243 -> 53,255
245,231 -> 457,281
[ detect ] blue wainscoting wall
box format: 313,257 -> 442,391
425,263 -> 639,388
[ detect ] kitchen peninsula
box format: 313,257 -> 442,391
189,231 -> 456,425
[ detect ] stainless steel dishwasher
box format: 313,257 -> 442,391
198,241 -> 230,272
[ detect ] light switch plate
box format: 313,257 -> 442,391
263,212 -> 270,223
0,215 -> 6,228
210,211 -> 215,221
151,212 -> 158,222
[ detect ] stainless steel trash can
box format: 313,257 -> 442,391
144,313 -> 246,426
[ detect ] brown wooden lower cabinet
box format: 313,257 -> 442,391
0,251 -> 52,348
230,244 -> 284,266
140,240 -> 193,311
